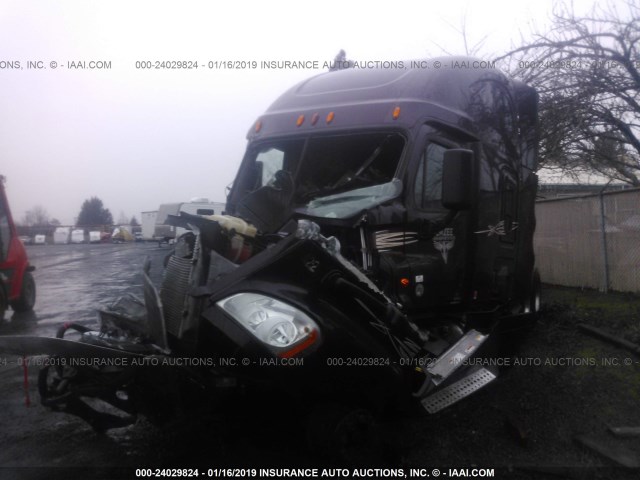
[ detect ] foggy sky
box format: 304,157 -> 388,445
0,0 -> 598,225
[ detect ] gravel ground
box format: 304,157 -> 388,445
1,244 -> 639,480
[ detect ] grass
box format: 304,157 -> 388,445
542,284 -> 640,343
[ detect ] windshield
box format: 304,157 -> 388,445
240,132 -> 405,219
300,179 -> 403,218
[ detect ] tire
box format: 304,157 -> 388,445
307,404 -> 387,465
0,286 -> 7,322
11,271 -> 36,312
528,269 -> 541,317
498,269 -> 541,359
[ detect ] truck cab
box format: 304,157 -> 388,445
226,57 -> 539,323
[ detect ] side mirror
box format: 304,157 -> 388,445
442,149 -> 474,210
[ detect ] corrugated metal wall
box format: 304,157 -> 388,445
534,188 -> 640,292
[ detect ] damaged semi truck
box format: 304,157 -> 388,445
0,57 -> 540,439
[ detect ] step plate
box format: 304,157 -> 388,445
427,329 -> 487,385
421,368 -> 496,414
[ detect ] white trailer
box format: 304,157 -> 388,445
53,227 -> 71,244
141,211 -> 158,241
71,229 -> 85,244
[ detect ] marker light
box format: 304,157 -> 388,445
400,278 -> 410,287
392,106 -> 401,120
254,120 -> 262,133
217,293 -> 319,352
296,114 -> 305,127
311,113 -> 319,125
326,111 -> 335,124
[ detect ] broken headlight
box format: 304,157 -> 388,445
216,293 -> 319,353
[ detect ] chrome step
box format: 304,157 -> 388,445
421,367 -> 496,414
427,329 -> 488,385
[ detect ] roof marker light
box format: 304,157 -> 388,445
326,111 -> 335,124
254,120 -> 262,133
311,113 -> 319,126
392,106 -> 401,120
296,114 -> 305,127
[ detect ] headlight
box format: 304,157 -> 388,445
216,293 -> 319,352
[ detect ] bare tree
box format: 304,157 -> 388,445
22,205 -> 51,226
117,211 -> 129,226
497,1 -> 640,185
429,8 -> 491,58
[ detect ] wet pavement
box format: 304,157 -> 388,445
0,243 -> 181,478
1,243 -> 170,338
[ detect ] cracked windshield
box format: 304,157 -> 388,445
254,132 -> 405,218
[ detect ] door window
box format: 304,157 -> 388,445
414,142 -> 447,210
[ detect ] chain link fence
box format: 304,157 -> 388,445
535,188 -> 640,293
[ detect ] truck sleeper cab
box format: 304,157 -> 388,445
227,56 -> 539,323
191,56 -> 542,414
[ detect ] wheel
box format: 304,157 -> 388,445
11,271 -> 36,312
0,286 -> 7,322
528,269 -> 541,317
306,404 -> 391,465
497,269 -> 541,359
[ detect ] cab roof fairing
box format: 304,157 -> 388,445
246,56 -> 519,142
246,100 -> 478,141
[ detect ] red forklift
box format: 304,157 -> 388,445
0,175 -> 36,321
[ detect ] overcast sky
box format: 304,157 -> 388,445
0,0 -> 599,225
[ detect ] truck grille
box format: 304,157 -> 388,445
160,255 -> 192,337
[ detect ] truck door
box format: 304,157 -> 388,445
400,127 -> 473,311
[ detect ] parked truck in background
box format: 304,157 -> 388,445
0,175 -> 36,321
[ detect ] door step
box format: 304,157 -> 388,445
427,329 -> 488,385
421,367 -> 496,414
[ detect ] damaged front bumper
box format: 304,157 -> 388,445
0,217 -> 500,430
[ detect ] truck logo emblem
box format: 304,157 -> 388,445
475,220 -> 519,237
433,228 -> 455,264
